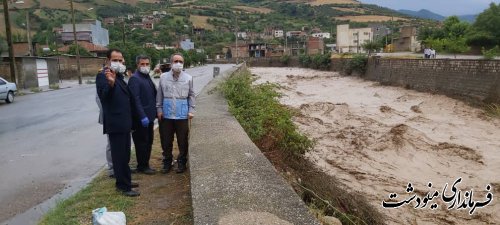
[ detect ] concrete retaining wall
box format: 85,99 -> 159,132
189,64 -> 320,225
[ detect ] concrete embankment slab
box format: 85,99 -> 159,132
189,65 -> 320,225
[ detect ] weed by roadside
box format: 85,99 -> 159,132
49,84 -> 60,90
30,87 -> 42,93
485,103 -> 500,118
220,69 -> 313,155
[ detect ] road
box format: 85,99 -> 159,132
0,64 -> 235,224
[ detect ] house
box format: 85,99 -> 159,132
249,43 -> 267,58
274,30 -> 284,38
286,31 -> 307,38
103,18 -> 115,26
180,39 -> 195,50
266,44 -> 285,57
306,37 -> 324,55
237,32 -> 248,40
57,41 -> 108,57
393,26 -> 421,52
143,20 -> 154,30
60,20 -> 109,46
227,43 -> 249,59
193,27 -> 205,36
311,32 -> 331,39
369,24 -> 391,41
336,24 -> 373,53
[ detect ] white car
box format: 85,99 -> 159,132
0,77 -> 17,103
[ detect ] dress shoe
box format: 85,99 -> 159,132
116,188 -> 140,197
137,168 -> 156,175
161,165 -> 172,174
176,164 -> 187,174
121,190 -> 140,197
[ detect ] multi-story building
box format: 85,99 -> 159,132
393,26 -> 421,52
274,30 -> 284,38
61,20 -> 109,47
307,37 -> 324,55
312,32 -> 331,39
336,24 -> 373,53
180,39 -> 195,50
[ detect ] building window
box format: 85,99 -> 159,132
364,32 -> 370,36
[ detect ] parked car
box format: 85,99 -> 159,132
0,77 -> 17,103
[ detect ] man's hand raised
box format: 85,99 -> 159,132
105,68 -> 116,87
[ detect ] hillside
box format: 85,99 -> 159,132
0,0 -> 423,57
398,9 -> 477,23
398,9 -> 445,21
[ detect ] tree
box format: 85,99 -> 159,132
442,16 -> 469,38
466,3 -> 500,47
362,41 -> 382,56
445,38 -> 470,58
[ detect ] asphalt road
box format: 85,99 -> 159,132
0,64 -> 235,223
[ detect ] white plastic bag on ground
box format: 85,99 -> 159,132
92,207 -> 126,225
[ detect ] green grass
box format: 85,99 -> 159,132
39,172 -> 134,225
220,68 -> 313,155
485,103 -> 500,118
30,87 -> 42,93
49,84 -> 60,90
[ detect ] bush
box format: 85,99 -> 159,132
220,69 -> 313,155
280,55 -> 290,65
482,46 -> 500,60
310,53 -> 331,70
345,54 -> 368,75
299,54 -> 311,68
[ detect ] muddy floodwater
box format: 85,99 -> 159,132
251,67 -> 500,225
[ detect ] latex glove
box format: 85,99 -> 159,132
141,117 -> 150,127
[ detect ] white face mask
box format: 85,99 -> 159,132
139,66 -> 150,75
118,63 -> 127,74
110,61 -> 121,72
172,62 -> 183,72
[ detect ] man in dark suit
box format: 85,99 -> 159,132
129,55 -> 157,174
96,49 -> 140,197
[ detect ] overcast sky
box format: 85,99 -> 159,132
360,0 -> 500,16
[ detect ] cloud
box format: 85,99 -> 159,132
360,0 -> 500,16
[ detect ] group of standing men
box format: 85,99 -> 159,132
424,47 -> 437,59
96,49 -> 195,197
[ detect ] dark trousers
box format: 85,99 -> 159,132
132,122 -> 154,170
159,119 -> 189,167
108,132 -> 132,191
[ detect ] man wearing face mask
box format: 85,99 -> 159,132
96,49 -> 139,197
156,53 -> 195,174
128,55 -> 157,175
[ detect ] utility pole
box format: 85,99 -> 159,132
70,0 -> 82,85
26,11 -> 32,56
122,22 -> 126,45
235,14 -> 238,64
3,0 -> 18,85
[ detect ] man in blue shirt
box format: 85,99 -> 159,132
156,53 -> 195,174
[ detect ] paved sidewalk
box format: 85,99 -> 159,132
189,65 -> 320,225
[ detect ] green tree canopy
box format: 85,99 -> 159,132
466,3 -> 500,47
